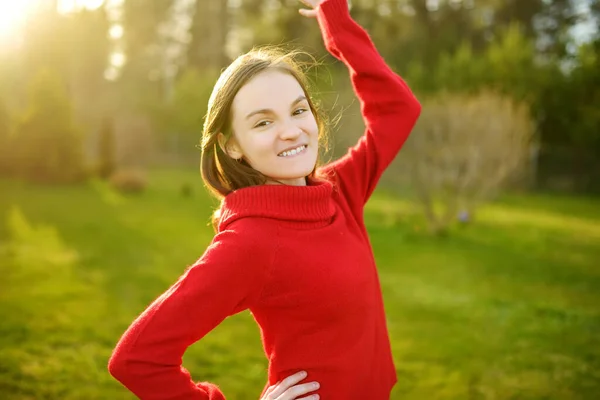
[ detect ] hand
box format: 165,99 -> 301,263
261,370 -> 320,400
298,0 -> 325,18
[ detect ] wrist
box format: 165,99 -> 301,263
317,0 -> 353,32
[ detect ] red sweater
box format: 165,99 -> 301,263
108,0 -> 421,398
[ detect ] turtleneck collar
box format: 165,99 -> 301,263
218,176 -> 337,231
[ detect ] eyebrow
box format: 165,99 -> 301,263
245,95 -> 308,120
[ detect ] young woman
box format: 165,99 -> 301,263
108,0 -> 421,399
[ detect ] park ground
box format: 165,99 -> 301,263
1,169 -> 599,399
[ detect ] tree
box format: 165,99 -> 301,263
119,0 -> 176,104
21,2 -> 71,85
537,39 -> 600,192
66,6 -> 111,124
157,67 -> 219,157
97,116 -> 117,179
483,23 -> 540,102
0,98 -> 11,174
406,91 -> 535,235
187,0 -> 229,70
433,41 -> 486,93
16,3 -> 111,137
535,0 -> 578,58
235,0 -> 323,54
13,69 -> 86,183
488,0 -> 544,42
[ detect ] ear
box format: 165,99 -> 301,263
217,133 -> 243,160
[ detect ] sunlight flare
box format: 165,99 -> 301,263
0,0 -> 105,46
0,0 -> 34,42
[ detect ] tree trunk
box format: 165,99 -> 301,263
188,0 -> 229,70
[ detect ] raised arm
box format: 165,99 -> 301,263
108,229 -> 271,399
302,0 -> 421,209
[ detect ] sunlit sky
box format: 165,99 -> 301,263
0,0 -> 104,46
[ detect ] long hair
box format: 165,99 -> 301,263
200,46 -> 329,231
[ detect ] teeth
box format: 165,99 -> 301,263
279,145 -> 306,157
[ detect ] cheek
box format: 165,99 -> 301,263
303,115 -> 319,137
242,135 -> 275,160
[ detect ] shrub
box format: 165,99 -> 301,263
405,90 -> 535,235
12,68 -> 86,184
109,169 -> 147,194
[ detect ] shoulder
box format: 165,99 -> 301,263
186,220 -> 277,291
211,219 -> 279,265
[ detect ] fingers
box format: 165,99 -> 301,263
296,395 -> 320,400
263,381 -> 280,397
268,371 -> 306,398
298,0 -> 317,8
265,370 -> 320,400
282,382 -> 320,399
298,0 -> 318,18
298,8 -> 317,18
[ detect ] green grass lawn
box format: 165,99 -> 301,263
1,169 -> 599,399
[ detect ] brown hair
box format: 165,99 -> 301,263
200,46 -> 329,230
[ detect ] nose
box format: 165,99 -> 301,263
278,119 -> 303,141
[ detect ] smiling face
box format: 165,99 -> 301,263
225,69 -> 319,186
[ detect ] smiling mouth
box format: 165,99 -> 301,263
278,145 -> 307,158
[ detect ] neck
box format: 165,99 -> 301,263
266,176 -> 307,187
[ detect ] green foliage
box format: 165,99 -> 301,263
483,23 -> 540,102
424,23 -> 540,102
0,169 -> 599,398
566,41 -> 600,149
236,0 -> 324,55
434,42 -> 486,93
171,69 -> 216,135
12,69 -> 86,184
187,0 -> 229,70
0,0 -> 594,193
21,6 -> 110,96
120,0 -> 175,79
404,61 -> 430,92
97,117 -> 117,179
536,40 -> 600,192
157,68 -> 219,155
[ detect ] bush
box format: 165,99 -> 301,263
12,68 -> 86,184
109,169 -> 147,194
405,90 -> 535,235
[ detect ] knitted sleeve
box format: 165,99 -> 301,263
108,228 -> 271,399
316,0 -> 421,209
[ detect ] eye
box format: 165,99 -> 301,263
253,120 -> 272,128
293,108 -> 308,116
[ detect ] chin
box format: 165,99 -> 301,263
267,166 -> 314,184
285,165 -> 315,178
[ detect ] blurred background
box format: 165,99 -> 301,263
0,0 -> 599,399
